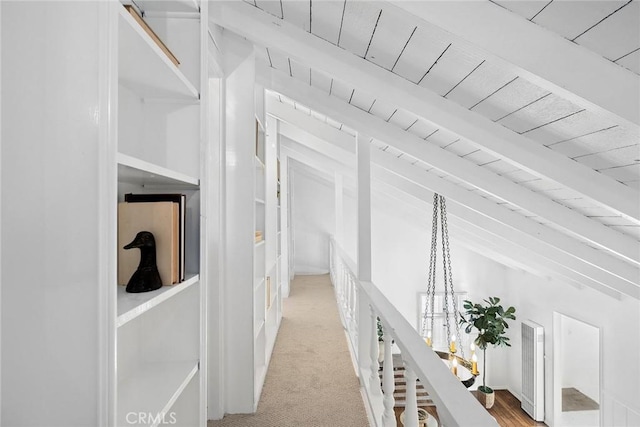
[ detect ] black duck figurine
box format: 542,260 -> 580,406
124,231 -> 163,293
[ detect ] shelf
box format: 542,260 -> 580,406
118,153 -> 199,188
119,4 -> 199,100
117,360 -> 198,427
254,320 -> 265,339
117,275 -> 199,327
255,240 -> 265,248
255,198 -> 265,205
132,0 -> 199,14
255,156 -> 265,170
267,291 -> 277,312
255,116 -> 265,132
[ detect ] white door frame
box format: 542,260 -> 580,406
553,312 -> 603,427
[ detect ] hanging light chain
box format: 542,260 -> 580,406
439,195 -> 452,348
422,194 -> 465,360
440,196 -> 465,360
421,193 -> 439,338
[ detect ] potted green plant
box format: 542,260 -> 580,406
376,317 -> 395,363
460,297 -> 516,409
377,317 -> 385,363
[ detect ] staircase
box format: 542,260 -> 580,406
380,354 -> 434,408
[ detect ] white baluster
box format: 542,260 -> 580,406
342,269 -> 347,316
369,308 -> 382,396
344,271 -> 350,320
342,271 -> 347,318
403,364 -> 419,427
382,325 -> 396,427
340,267 -> 345,307
353,284 -> 359,350
351,276 -> 357,324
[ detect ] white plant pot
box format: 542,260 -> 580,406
400,408 -> 438,427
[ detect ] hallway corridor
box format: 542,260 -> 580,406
209,274 -> 369,427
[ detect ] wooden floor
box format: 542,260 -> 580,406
394,390 -> 547,427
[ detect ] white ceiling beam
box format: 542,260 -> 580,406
373,149 -> 639,289
375,168 -> 627,301
280,122 -> 352,162
211,0 -> 639,224
262,68 -> 640,265
382,177 -> 622,300
374,163 -> 637,300
268,96 -> 355,152
451,225 -> 619,300
371,172 -> 584,289
281,138 -> 350,178
390,1 -> 639,128
274,101 -> 637,299
371,178 -> 587,285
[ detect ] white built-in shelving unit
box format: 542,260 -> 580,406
222,43 -> 283,411
253,118 -> 269,403
115,0 -> 207,425
253,113 -> 282,405
264,114 -> 282,367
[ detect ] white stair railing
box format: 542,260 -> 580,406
330,238 -> 498,427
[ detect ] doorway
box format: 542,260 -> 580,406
553,312 -> 601,427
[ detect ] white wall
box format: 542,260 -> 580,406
291,167 -> 335,274
504,268 -> 640,426
222,31 -> 256,413
560,315 -> 600,403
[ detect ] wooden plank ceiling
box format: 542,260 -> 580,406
492,0 -> 639,74
216,0 -> 640,298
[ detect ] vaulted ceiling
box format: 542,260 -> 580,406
209,1 -> 640,300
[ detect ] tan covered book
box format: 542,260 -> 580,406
124,5 -> 180,67
118,202 -> 179,286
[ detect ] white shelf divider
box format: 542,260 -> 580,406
117,360 -> 199,427
255,240 -> 265,248
117,275 -> 199,327
132,0 -> 199,14
254,320 -> 265,340
255,198 -> 265,205
118,152 -> 199,188
118,4 -> 199,100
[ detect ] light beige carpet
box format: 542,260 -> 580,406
208,274 -> 370,427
